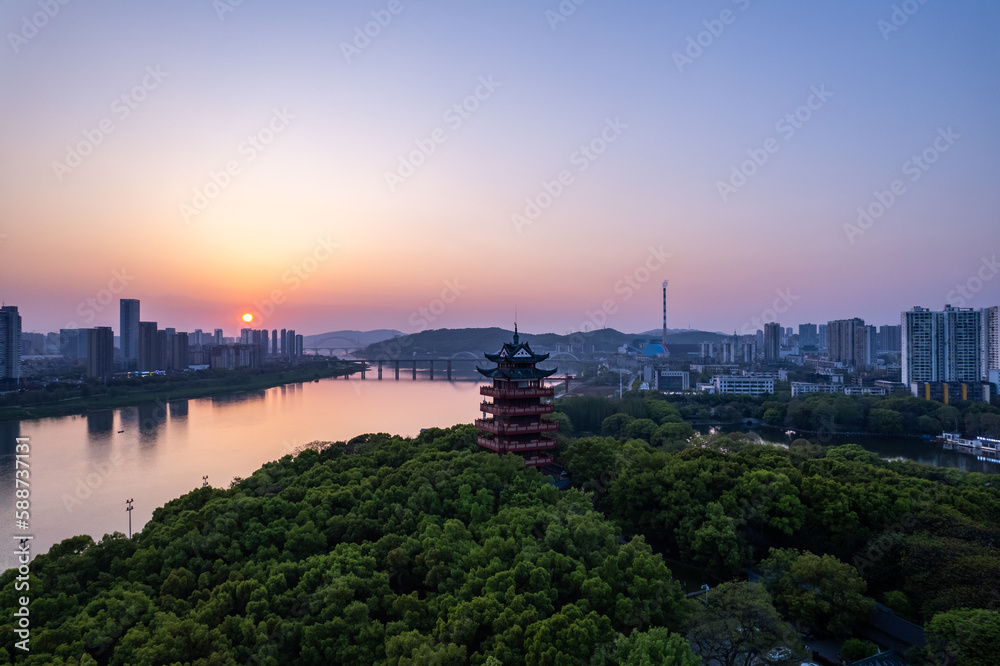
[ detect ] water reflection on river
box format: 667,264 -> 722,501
706,425 -> 1000,475
3,377 -> 996,571
0,378 -> 484,570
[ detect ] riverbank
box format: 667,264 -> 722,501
0,362 -> 359,422
692,420 -> 929,440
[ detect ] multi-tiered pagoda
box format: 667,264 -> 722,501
475,327 -> 559,467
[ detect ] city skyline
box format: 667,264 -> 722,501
2,1 -> 998,335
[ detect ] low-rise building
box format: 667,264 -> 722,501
843,385 -> 887,396
690,364 -> 739,375
910,381 -> 991,404
791,382 -> 840,397
713,375 -> 774,397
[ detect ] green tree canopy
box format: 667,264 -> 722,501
759,548 -> 874,636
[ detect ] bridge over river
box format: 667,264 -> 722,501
322,353 -> 580,391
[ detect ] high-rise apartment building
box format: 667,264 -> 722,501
0,306 -> 22,384
59,328 -> 89,359
138,321 -> 158,372
171,332 -> 189,370
818,324 -> 828,349
271,329 -> 278,355
827,318 -> 874,369
986,306 -> 999,371
798,323 -> 818,348
877,325 -> 902,353
214,329 -> 223,345
120,299 -> 140,369
155,330 -> 170,371
20,332 -> 44,355
763,322 -> 781,364
86,326 -> 115,379
902,305 -> 986,385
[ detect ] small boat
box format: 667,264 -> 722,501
117,430 -> 124,433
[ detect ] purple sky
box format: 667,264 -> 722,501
1,1 -> 998,337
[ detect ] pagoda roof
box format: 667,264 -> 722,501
476,366 -> 558,379
483,329 -> 550,364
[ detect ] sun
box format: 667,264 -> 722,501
242,313 -> 253,323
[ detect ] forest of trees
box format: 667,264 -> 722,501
3,392 -> 1000,664
556,390 -> 1000,438
554,394 -> 1000,663
1,427 -> 700,665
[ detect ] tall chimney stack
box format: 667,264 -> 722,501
662,280 -> 669,352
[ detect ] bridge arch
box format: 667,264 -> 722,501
546,351 -> 581,362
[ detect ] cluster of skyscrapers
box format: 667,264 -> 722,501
755,306 -> 998,401
0,299 -> 308,385
674,304 -> 998,402
703,320 -> 903,369
116,299 -> 305,375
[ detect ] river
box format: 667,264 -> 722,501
709,425 -> 1000,475
2,377 -> 995,571
0,377 -> 484,571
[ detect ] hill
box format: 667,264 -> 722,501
637,329 -> 729,345
304,329 -> 402,351
358,327 -> 635,358
0,427 -> 692,664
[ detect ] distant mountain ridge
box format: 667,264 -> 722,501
304,329 -> 402,350
355,327 -> 727,358
638,329 -> 729,344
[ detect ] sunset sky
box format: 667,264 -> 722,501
2,1 -> 998,338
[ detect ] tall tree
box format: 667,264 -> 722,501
687,581 -> 801,666
759,548 -> 875,635
924,608 -> 1000,666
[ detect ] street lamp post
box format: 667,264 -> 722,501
125,498 -> 133,538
